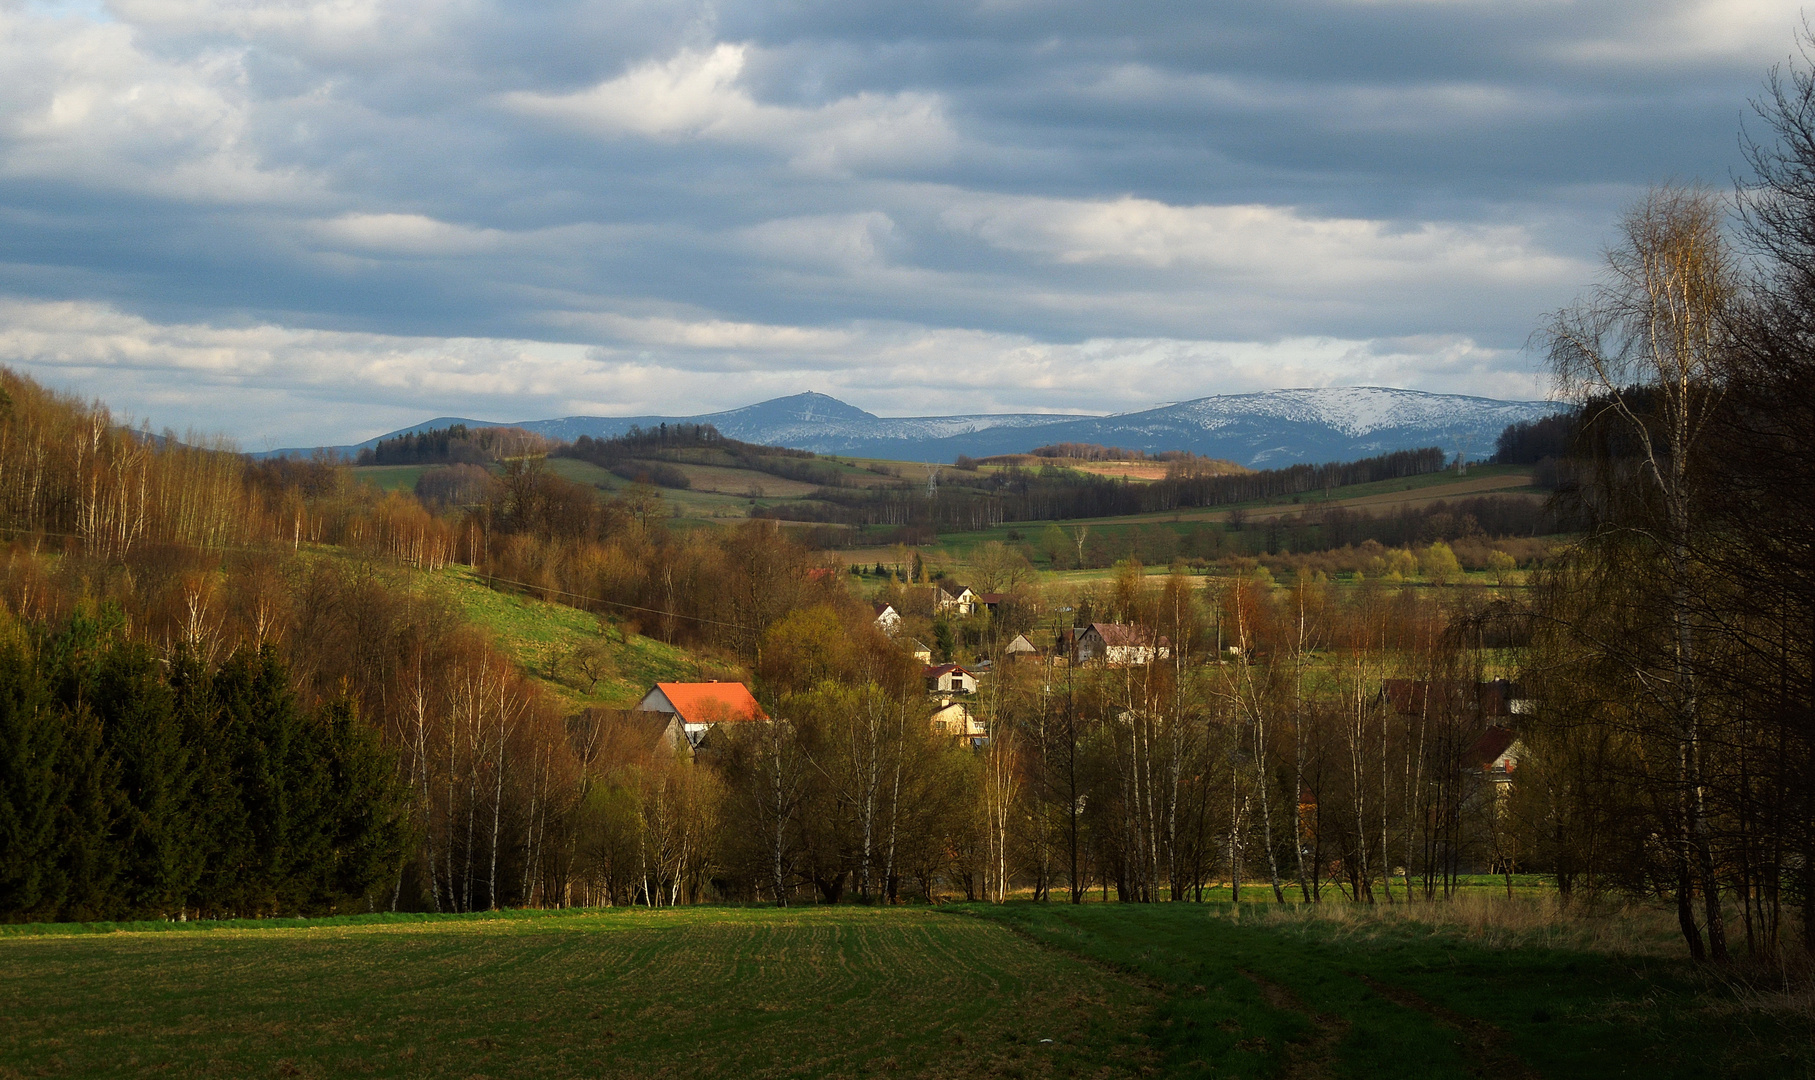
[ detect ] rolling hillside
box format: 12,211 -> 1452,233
270,387 -> 1561,467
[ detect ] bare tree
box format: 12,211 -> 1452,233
1540,184 -> 1735,961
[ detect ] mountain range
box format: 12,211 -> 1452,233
276,387 -> 1561,467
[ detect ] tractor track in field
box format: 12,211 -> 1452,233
1236,968 -> 1349,1080
1353,974 -> 1541,1080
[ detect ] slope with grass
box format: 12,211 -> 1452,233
349,464 -> 433,493
434,566 -> 714,709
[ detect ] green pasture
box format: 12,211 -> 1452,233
435,567 -> 707,708
348,464 -> 432,493
0,907 -> 1147,1080
3,901 -> 1805,1079
967,901 -> 1808,1080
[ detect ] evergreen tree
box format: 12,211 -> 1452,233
316,698 -> 410,908
90,641 -> 200,917
0,638 -> 68,919
213,647 -> 330,914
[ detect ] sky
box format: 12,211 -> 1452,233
0,0 -> 1803,445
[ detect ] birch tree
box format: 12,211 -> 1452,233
1541,185 -> 1735,961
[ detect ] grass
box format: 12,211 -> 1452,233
0,907 -> 1151,1080
433,567 -> 710,708
967,899 -> 1815,1079
348,465 -> 432,493
5,898 -> 1809,1078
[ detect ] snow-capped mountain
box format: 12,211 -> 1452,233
267,388 -> 1560,467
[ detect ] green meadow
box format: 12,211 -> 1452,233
3,902 -> 1808,1079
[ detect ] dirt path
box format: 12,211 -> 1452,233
1355,974 -> 1542,1080
1237,969 -> 1350,1080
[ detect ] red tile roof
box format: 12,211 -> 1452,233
648,682 -> 768,725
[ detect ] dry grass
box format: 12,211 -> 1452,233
1229,891 -> 1686,958
662,462 -> 823,498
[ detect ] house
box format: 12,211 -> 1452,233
872,601 -> 902,637
933,584 -> 978,616
1073,623 -> 1172,666
906,639 -> 933,663
1004,634 -> 1039,661
930,698 -> 988,745
572,707 -> 692,764
1379,680 -> 1531,721
924,663 -> 979,695
635,681 -> 769,742
976,592 -> 1007,616
1469,725 -> 1523,791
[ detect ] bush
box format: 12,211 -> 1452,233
609,461 -> 691,489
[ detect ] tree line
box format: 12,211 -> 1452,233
1498,48 -> 1815,962
758,447 -> 1450,530
0,610 -> 404,921
353,424 -> 550,466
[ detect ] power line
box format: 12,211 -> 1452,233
473,571 -> 756,633
0,524 -> 758,633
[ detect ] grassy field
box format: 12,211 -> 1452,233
349,464 -> 432,493
434,567 -> 712,709
831,465 -> 1541,572
969,901 -> 1812,1080
3,900 -> 1807,1079
0,907 -> 1150,1080
358,455 -> 1540,566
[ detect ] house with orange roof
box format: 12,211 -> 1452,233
635,681 -> 769,741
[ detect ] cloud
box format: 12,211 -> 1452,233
1556,0 -> 1806,65
940,193 -> 1582,287
503,43 -> 959,174
0,0 -> 1792,441
310,213 -> 510,256
0,297 -> 1545,445
0,7 -> 317,203
734,212 -> 901,270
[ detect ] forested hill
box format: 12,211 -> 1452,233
263,387 -> 1560,467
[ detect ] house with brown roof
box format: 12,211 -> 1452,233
572,707 -> 692,765
933,584 -> 978,616
1379,679 -> 1531,720
1073,623 -> 1171,666
1469,725 -> 1523,801
635,681 -> 769,741
924,663 -> 978,695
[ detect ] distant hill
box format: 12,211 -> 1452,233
264,387 -> 1559,467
